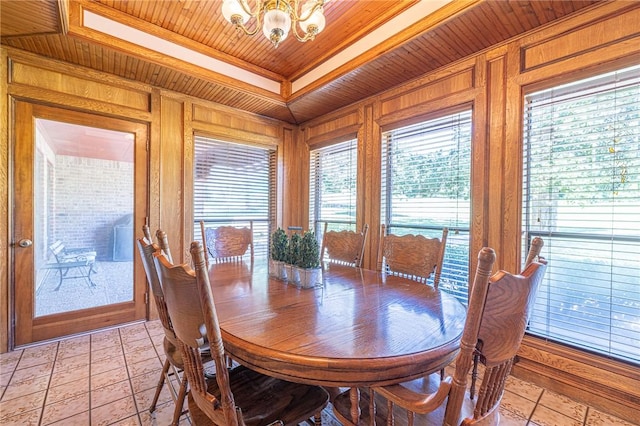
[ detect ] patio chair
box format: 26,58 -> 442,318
46,240 -> 97,290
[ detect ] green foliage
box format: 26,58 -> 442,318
288,233 -> 301,265
270,228 -> 288,261
298,231 -> 320,269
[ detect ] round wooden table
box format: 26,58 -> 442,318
208,261 -> 467,388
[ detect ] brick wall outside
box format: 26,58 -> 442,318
51,155 -> 133,260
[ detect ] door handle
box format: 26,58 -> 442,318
18,239 -> 33,248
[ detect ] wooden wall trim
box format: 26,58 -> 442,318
182,99 -> 195,263
522,7 -> 640,73
378,68 -> 476,119
159,97 -> 186,263
68,0 -> 285,103
0,48 -> 9,353
303,108 -> 361,148
361,103 -> 379,270
514,336 -> 640,423
10,62 -> 151,111
4,47 -> 154,92
306,124 -> 360,149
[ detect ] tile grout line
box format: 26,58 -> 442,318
37,341 -> 59,426
123,325 -> 145,425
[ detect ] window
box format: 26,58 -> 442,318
193,136 -> 276,258
309,139 -> 357,237
381,111 -> 472,301
522,65 -> 640,364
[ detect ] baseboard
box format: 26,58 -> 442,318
512,335 -> 640,424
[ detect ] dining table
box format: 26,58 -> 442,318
207,260 -> 468,394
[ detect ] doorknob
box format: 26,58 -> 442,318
18,239 -> 33,248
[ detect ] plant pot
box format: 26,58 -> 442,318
279,262 -> 289,281
268,259 -> 279,278
290,266 -> 301,285
295,267 -> 322,289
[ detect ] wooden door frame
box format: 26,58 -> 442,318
11,101 -> 149,347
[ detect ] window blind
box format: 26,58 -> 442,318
522,64 -> 640,364
381,111 -> 472,302
193,136 -> 276,258
309,139 -> 357,237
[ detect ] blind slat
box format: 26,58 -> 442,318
382,111 -> 472,303
523,64 -> 640,365
193,137 -> 276,258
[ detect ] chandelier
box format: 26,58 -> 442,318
222,0 -> 326,48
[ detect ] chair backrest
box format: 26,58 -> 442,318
154,241 -> 240,425
136,234 -> 179,348
49,240 -> 96,263
524,236 -> 544,269
320,223 -> 369,268
443,248 -> 548,425
155,229 -> 173,263
142,224 -> 153,242
376,225 -> 448,287
200,220 -> 253,264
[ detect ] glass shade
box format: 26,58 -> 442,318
299,2 -> 325,35
263,8 -> 291,44
222,0 -> 250,24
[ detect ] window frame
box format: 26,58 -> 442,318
192,135 -> 277,259
309,138 -> 358,238
380,110 -> 473,302
521,64 -> 640,365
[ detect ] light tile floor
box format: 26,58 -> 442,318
0,320 -> 637,426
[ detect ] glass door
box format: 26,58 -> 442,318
13,102 -> 148,346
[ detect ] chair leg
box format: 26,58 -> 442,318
470,353 -> 479,400
150,358 -> 170,413
171,374 -> 188,426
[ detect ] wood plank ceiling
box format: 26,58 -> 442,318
1,0 -> 603,124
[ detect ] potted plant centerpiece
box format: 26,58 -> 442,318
288,232 -> 302,284
270,227 -> 288,280
294,231 -> 322,288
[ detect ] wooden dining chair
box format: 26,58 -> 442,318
200,220 -> 253,265
320,223 -> 369,268
469,236 -> 545,399
377,224 -> 448,288
153,240 -> 329,426
136,231 -> 186,425
354,247 -> 548,426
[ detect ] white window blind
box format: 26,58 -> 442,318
193,136 -> 276,258
523,64 -> 640,364
381,111 -> 472,302
309,139 -> 357,237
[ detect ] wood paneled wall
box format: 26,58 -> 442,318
1,1 -> 639,421
300,2 -> 640,421
0,48 -> 289,354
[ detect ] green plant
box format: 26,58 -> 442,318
298,231 -> 320,269
288,233 -> 302,265
271,228 -> 288,261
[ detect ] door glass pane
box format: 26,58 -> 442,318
34,119 -> 134,317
